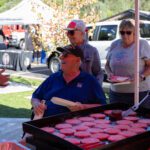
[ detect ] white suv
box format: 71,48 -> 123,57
89,20 -> 150,71
47,20 -> 150,75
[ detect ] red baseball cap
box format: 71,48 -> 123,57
64,19 -> 86,32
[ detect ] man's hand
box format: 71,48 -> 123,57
32,100 -> 47,116
67,102 -> 85,112
67,102 -> 101,112
107,72 -> 114,79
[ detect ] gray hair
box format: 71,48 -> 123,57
119,19 -> 135,30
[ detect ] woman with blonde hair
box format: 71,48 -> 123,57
105,19 -> 150,108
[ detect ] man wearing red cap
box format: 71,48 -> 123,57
65,19 -> 103,85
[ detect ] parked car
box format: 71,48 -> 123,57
9,31 -> 25,49
3,25 -> 27,49
47,20 -> 150,75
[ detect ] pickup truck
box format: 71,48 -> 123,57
47,20 -> 150,74
9,31 -> 25,49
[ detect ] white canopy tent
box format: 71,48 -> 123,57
0,0 -> 53,25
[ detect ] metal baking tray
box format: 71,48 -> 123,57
23,103 -> 150,150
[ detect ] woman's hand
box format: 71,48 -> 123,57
130,75 -> 145,83
107,72 -> 114,80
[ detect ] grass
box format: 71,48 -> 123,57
10,76 -> 43,87
0,91 -> 33,118
0,76 -> 43,118
0,0 -> 21,13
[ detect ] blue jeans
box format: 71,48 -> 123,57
109,90 -> 150,109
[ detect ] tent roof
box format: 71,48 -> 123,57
0,0 -> 53,25
100,9 -> 150,21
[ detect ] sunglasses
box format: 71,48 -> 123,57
67,30 -> 75,36
119,31 -> 132,35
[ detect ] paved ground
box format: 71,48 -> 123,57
5,64 -> 50,80
0,118 -> 29,142
0,82 -> 33,94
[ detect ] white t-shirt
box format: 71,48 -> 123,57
106,39 -> 150,93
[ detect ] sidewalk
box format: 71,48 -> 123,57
0,82 -> 33,94
0,118 -> 29,142
5,63 -> 49,81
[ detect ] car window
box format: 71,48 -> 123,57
140,23 -> 150,38
98,25 -> 117,41
93,26 -> 100,40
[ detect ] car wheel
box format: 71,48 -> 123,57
49,56 -> 60,73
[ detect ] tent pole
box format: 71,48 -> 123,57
134,0 -> 140,105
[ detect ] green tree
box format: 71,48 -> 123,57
0,0 -> 21,13
140,0 -> 150,11
81,0 -> 150,21
31,0 -> 99,51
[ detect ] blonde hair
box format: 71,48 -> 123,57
119,19 -> 135,30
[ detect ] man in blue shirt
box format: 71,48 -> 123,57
31,45 -> 106,117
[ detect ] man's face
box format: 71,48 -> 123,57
59,52 -> 80,73
66,30 -> 84,45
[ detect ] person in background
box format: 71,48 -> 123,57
0,69 -> 9,86
0,26 -> 8,49
32,25 -> 42,64
105,19 -> 150,109
0,26 -> 5,42
25,26 -> 34,52
31,45 -> 106,117
65,19 -> 104,86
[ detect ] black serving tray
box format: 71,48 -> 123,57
23,103 -> 150,150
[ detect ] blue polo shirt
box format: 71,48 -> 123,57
32,71 -> 106,117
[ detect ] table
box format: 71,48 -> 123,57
0,49 -> 32,71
